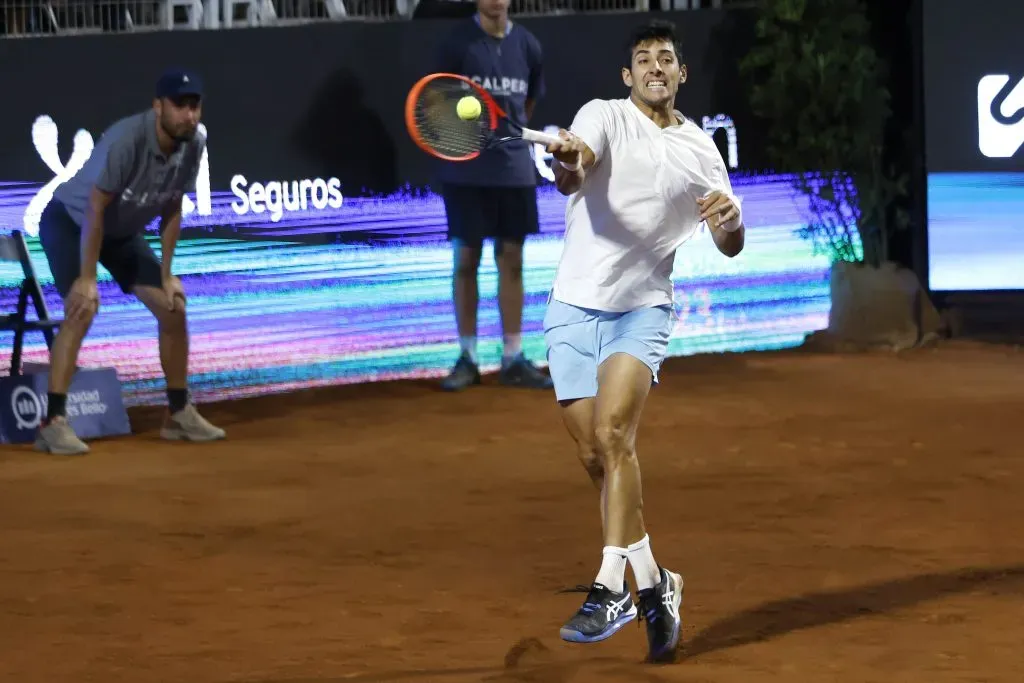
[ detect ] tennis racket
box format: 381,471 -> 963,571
405,72 -> 562,161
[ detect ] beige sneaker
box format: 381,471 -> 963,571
160,404 -> 226,442
34,417 -> 90,455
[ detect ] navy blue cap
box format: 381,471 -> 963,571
155,70 -> 203,100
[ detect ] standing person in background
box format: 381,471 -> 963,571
433,0 -> 554,392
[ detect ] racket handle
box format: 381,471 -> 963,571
521,128 -> 563,146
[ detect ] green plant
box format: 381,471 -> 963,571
738,0 -> 909,267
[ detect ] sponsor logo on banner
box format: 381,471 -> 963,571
10,384 -> 44,431
0,368 -> 131,444
978,74 -> 1024,158
22,116 -> 345,237
230,175 -> 344,223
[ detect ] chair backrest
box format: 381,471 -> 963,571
0,231 -> 39,282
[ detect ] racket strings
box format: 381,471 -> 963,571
412,78 -> 491,158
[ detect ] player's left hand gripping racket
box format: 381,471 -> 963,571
405,73 -> 562,161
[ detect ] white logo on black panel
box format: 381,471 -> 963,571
978,74 -> 1024,158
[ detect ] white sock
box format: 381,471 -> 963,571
459,336 -> 478,364
595,545 -> 628,591
502,333 -> 522,361
627,534 -> 661,591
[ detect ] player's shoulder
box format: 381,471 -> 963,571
189,125 -> 207,151
575,98 -> 630,121
577,98 -> 617,113
100,110 -> 150,150
512,22 -> 542,47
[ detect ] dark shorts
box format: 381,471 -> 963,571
440,184 -> 540,248
38,199 -> 163,299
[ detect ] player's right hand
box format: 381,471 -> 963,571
546,129 -> 585,167
66,276 -> 99,322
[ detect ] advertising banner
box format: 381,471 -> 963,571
0,367 -> 132,444
0,10 -> 762,217
923,0 -> 1024,291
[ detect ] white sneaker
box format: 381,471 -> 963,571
160,404 -> 226,442
34,417 -> 90,455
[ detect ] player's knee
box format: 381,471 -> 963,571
156,302 -> 187,333
454,248 -> 482,278
594,420 -> 634,462
60,305 -> 96,337
579,448 -> 605,485
455,261 -> 479,279
495,243 -> 523,277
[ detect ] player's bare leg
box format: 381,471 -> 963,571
442,241 -> 483,391
496,239 -> 524,359
560,397 -> 606,530
561,352 -> 683,661
135,285 -> 188,390
34,297 -> 96,455
594,353 -> 651,548
48,304 -> 94,397
135,285 -> 224,442
558,353 -> 650,644
495,239 -> 552,389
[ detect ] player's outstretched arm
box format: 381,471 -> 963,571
548,100 -> 608,196
547,131 -> 595,196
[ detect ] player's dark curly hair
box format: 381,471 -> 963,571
625,20 -> 684,67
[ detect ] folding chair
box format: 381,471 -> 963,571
0,230 -> 62,376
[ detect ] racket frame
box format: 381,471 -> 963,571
405,72 -> 561,161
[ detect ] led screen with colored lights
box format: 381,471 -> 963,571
927,172 -> 1024,291
0,175 -> 831,406
0,10 -> 834,405
923,0 -> 1024,291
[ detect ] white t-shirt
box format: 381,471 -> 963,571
551,97 -> 740,312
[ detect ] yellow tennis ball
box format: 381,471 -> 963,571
457,95 -> 482,121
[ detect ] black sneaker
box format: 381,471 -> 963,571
559,582 -> 638,644
440,353 -> 481,392
499,353 -> 553,390
637,568 -> 684,663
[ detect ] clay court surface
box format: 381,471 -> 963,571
1,341 -> 1023,682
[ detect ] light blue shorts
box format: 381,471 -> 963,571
542,297 -> 675,402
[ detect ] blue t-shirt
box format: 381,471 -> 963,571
433,16 -> 545,188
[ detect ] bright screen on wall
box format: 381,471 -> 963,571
923,0 -> 1024,291
0,12 -> 837,406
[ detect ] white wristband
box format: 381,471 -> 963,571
559,158 -> 582,172
719,211 -> 742,233
704,191 -> 742,232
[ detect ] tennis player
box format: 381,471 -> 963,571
542,20 -> 745,662
433,0 -> 553,392
34,70 -> 226,455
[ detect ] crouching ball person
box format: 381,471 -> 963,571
34,70 -> 226,455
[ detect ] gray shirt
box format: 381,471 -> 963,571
54,109 -> 205,240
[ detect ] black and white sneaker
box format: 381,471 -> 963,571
559,582 -> 638,643
637,568 -> 684,663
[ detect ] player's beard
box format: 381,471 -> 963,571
161,116 -> 195,144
